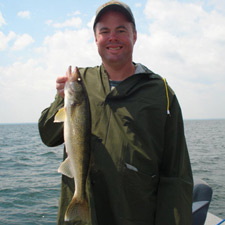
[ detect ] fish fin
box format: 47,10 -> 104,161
64,197 -> 89,223
54,107 -> 66,123
58,157 -> 74,178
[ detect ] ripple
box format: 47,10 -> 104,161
1,121 -> 225,223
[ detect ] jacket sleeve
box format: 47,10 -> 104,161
38,94 -> 64,147
155,94 -> 193,225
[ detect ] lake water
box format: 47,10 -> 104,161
0,120 -> 224,224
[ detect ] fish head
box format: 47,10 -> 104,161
69,66 -> 80,82
64,67 -> 86,106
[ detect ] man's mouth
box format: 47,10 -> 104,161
107,46 -> 122,50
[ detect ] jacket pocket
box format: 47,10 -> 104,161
120,163 -> 159,223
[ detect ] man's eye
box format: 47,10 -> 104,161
100,30 -> 109,34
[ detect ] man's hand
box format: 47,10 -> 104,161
56,76 -> 67,98
56,67 -> 72,98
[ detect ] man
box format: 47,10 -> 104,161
38,1 -> 193,225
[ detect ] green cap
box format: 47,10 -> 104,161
93,1 -> 136,30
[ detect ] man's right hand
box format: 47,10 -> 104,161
56,76 -> 68,98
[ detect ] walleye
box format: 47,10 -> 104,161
54,66 -> 91,223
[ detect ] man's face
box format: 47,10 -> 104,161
94,10 -> 137,67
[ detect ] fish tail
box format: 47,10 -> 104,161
64,196 -> 89,223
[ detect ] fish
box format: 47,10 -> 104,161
54,66 -> 91,223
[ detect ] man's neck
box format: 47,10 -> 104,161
103,61 -> 136,81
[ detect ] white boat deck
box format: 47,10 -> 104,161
205,212 -> 225,225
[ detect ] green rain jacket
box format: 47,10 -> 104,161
39,64 -> 193,225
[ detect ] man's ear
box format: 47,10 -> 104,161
94,32 -> 98,43
133,29 -> 137,45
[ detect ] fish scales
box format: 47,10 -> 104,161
54,66 -> 91,223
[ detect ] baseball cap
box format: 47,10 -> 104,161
93,1 -> 136,30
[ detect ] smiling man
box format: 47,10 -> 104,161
38,1 -> 193,225
94,9 -> 137,80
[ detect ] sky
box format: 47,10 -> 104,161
0,0 -> 225,123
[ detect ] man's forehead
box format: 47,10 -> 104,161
98,25 -> 128,30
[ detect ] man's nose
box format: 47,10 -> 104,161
109,31 -> 118,41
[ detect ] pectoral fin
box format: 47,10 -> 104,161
54,107 -> 66,123
58,157 -> 74,178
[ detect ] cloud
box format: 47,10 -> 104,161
68,10 -> 81,16
0,27 -> 99,123
11,34 -> 35,51
133,0 -> 225,119
135,3 -> 142,8
0,11 -> 6,26
141,0 -> 225,80
0,31 -> 16,50
17,10 -> 31,19
52,17 -> 82,28
1,0 -> 225,123
40,28 -> 99,70
0,59 -> 54,123
45,20 -> 53,26
207,0 -> 225,13
0,31 -> 34,51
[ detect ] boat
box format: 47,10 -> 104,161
205,212 -> 225,225
192,178 -> 225,225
